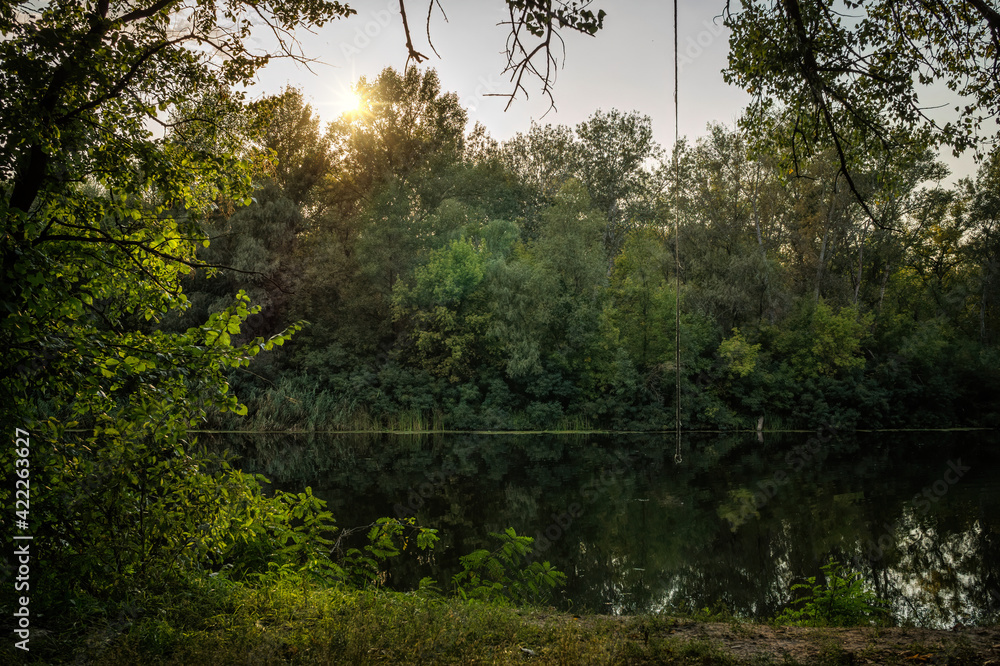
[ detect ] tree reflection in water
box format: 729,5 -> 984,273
219,430 -> 1000,627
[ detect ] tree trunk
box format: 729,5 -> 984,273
814,193 -> 836,302
854,220 -> 870,306
751,162 -> 765,256
878,263 -> 892,314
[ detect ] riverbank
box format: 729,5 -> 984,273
11,577 -> 998,665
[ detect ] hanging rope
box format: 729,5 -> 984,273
673,0 -> 682,465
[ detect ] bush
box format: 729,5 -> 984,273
775,559 -> 888,627
451,528 -> 567,605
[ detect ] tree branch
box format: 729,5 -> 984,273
37,228 -> 288,288
398,0 -> 429,65
781,0 -> 896,230
56,34 -> 193,125
425,0 -> 447,58
115,0 -> 178,26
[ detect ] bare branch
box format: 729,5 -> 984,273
490,3 -> 563,113
398,0 -> 429,66
425,0 -> 448,59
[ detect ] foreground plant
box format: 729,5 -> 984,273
451,528 -> 567,606
775,559 -> 888,627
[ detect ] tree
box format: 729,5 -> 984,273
957,150 -> 1000,344
0,0 -> 350,598
324,67 -> 467,202
0,0 -> 607,416
290,67 -> 469,359
775,299 -> 872,380
501,110 -> 665,252
0,0 -> 616,601
501,121 -> 581,214
485,180 -> 609,406
724,0 -> 1000,212
675,122 -> 785,329
609,229 -> 675,370
0,0 -> 354,404
393,237 -> 490,383
249,87 -> 332,207
575,109 -> 665,257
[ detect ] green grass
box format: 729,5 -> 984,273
10,575 -> 995,665
5,576 -> 801,665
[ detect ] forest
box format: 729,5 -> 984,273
2,0 -> 999,662
177,68 -> 1000,433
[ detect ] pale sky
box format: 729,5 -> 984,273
251,2 -> 746,149
249,0 -> 977,182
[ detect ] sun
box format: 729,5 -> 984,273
318,79 -> 365,118
344,89 -> 363,114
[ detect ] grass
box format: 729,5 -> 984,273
11,574 -> 1000,666
9,576 -> 996,665
3,575 -> 829,666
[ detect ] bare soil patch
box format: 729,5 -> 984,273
654,619 -> 1000,664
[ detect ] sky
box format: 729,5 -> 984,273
248,0 -> 977,182
251,1 -> 747,150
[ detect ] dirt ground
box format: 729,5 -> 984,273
656,618 -> 1000,664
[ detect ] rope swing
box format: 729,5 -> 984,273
673,0 -> 682,465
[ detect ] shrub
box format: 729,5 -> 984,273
775,559 -> 888,627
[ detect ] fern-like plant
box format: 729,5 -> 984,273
339,517 -> 439,589
451,528 -> 567,606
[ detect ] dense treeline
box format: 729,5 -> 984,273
182,66 -> 1000,432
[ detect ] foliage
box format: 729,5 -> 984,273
775,559 -> 888,627
0,2 -> 630,657
724,0 -> 1000,211
393,237 -> 490,382
718,329 -> 761,379
452,528 -> 567,606
337,517 -> 440,589
774,300 -> 872,379
229,484 -> 341,583
196,91 -> 1000,432
0,0 -> 348,611
501,111 -> 665,254
18,292 -> 303,596
328,67 -> 467,192
0,0 -> 355,548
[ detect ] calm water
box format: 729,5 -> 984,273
221,430 -> 1000,627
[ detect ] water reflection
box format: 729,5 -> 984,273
216,430 -> 1000,627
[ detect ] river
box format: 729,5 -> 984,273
216,429 -> 1000,627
